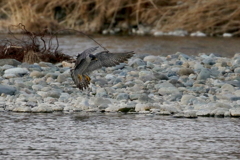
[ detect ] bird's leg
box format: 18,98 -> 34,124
78,74 -> 82,81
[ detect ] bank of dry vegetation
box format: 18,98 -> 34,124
0,24 -> 72,64
0,0 -> 239,36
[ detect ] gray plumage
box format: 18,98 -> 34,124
71,46 -> 134,90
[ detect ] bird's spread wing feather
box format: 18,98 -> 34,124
83,51 -> 134,74
74,46 -> 99,69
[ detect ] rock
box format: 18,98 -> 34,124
45,73 -> 59,79
196,109 -> 212,117
139,71 -> 154,82
0,85 -> 16,95
4,68 -> 29,77
138,94 -> 154,103
178,68 -> 194,76
62,61 -> 73,68
229,108 -> 240,117
223,33 -> 232,37
135,103 -> 151,112
0,59 -> 21,67
160,105 -> 180,114
93,97 -> 112,107
32,85 -> 43,91
168,79 -> 185,87
197,68 -> 211,80
173,113 -> 184,118
30,71 -> 45,78
214,103 -> 232,109
221,84 -> 235,92
12,106 -> 31,112
57,73 -> 69,83
181,95 -> 198,105
32,104 -> 53,113
153,72 -> 169,80
213,108 -> 229,117
143,55 -> 162,63
190,31 -> 206,37
37,90 -> 61,98
128,58 -> 146,68
116,93 -> 129,101
158,84 -> 180,96
96,88 -> 108,97
155,110 -> 171,115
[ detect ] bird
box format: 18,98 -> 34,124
70,46 -> 134,90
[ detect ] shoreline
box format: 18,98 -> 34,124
0,52 -> 240,118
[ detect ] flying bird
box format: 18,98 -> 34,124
71,46 -> 134,90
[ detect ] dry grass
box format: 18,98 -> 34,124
0,0 -> 239,36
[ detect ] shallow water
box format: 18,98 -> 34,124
56,35 -> 240,57
0,112 -> 239,159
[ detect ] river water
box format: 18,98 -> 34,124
56,35 -> 240,57
0,112 -> 239,159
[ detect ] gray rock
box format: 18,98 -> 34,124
57,73 -> 69,83
166,94 -> 182,101
138,94 -> 154,103
32,85 -> 43,91
93,97 -> 112,106
12,106 -> 31,112
139,71 -> 154,82
197,68 -> 211,80
37,90 -> 61,98
221,84 -> 235,92
128,58 -> 146,68
178,68 -> 194,76
168,79 -> 185,87
153,72 -> 169,80
0,59 -> 21,67
214,103 -> 232,109
129,93 -> 141,100
32,103 -> 53,113
116,93 -> 129,101
0,85 -> 16,95
96,88 -> 108,97
229,108 -> 240,117
4,68 -> 29,77
181,95 -> 198,105
158,86 -> 180,96
30,71 -> 45,78
45,73 -> 59,79
196,109 -> 212,117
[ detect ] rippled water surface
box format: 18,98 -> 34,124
1,112 -> 239,159
56,35 -> 240,57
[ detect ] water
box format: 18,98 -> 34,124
56,35 -> 240,57
1,112 -> 239,159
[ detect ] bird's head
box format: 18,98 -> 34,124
89,54 -> 97,61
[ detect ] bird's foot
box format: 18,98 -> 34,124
84,75 -> 91,82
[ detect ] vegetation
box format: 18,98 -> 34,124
0,0 -> 239,36
0,23 -> 72,64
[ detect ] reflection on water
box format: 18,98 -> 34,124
0,112 -> 239,159
57,35 -> 240,57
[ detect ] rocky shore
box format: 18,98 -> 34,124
0,52 -> 240,118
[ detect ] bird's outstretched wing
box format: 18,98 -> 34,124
74,46 -> 99,69
83,51 -> 134,74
